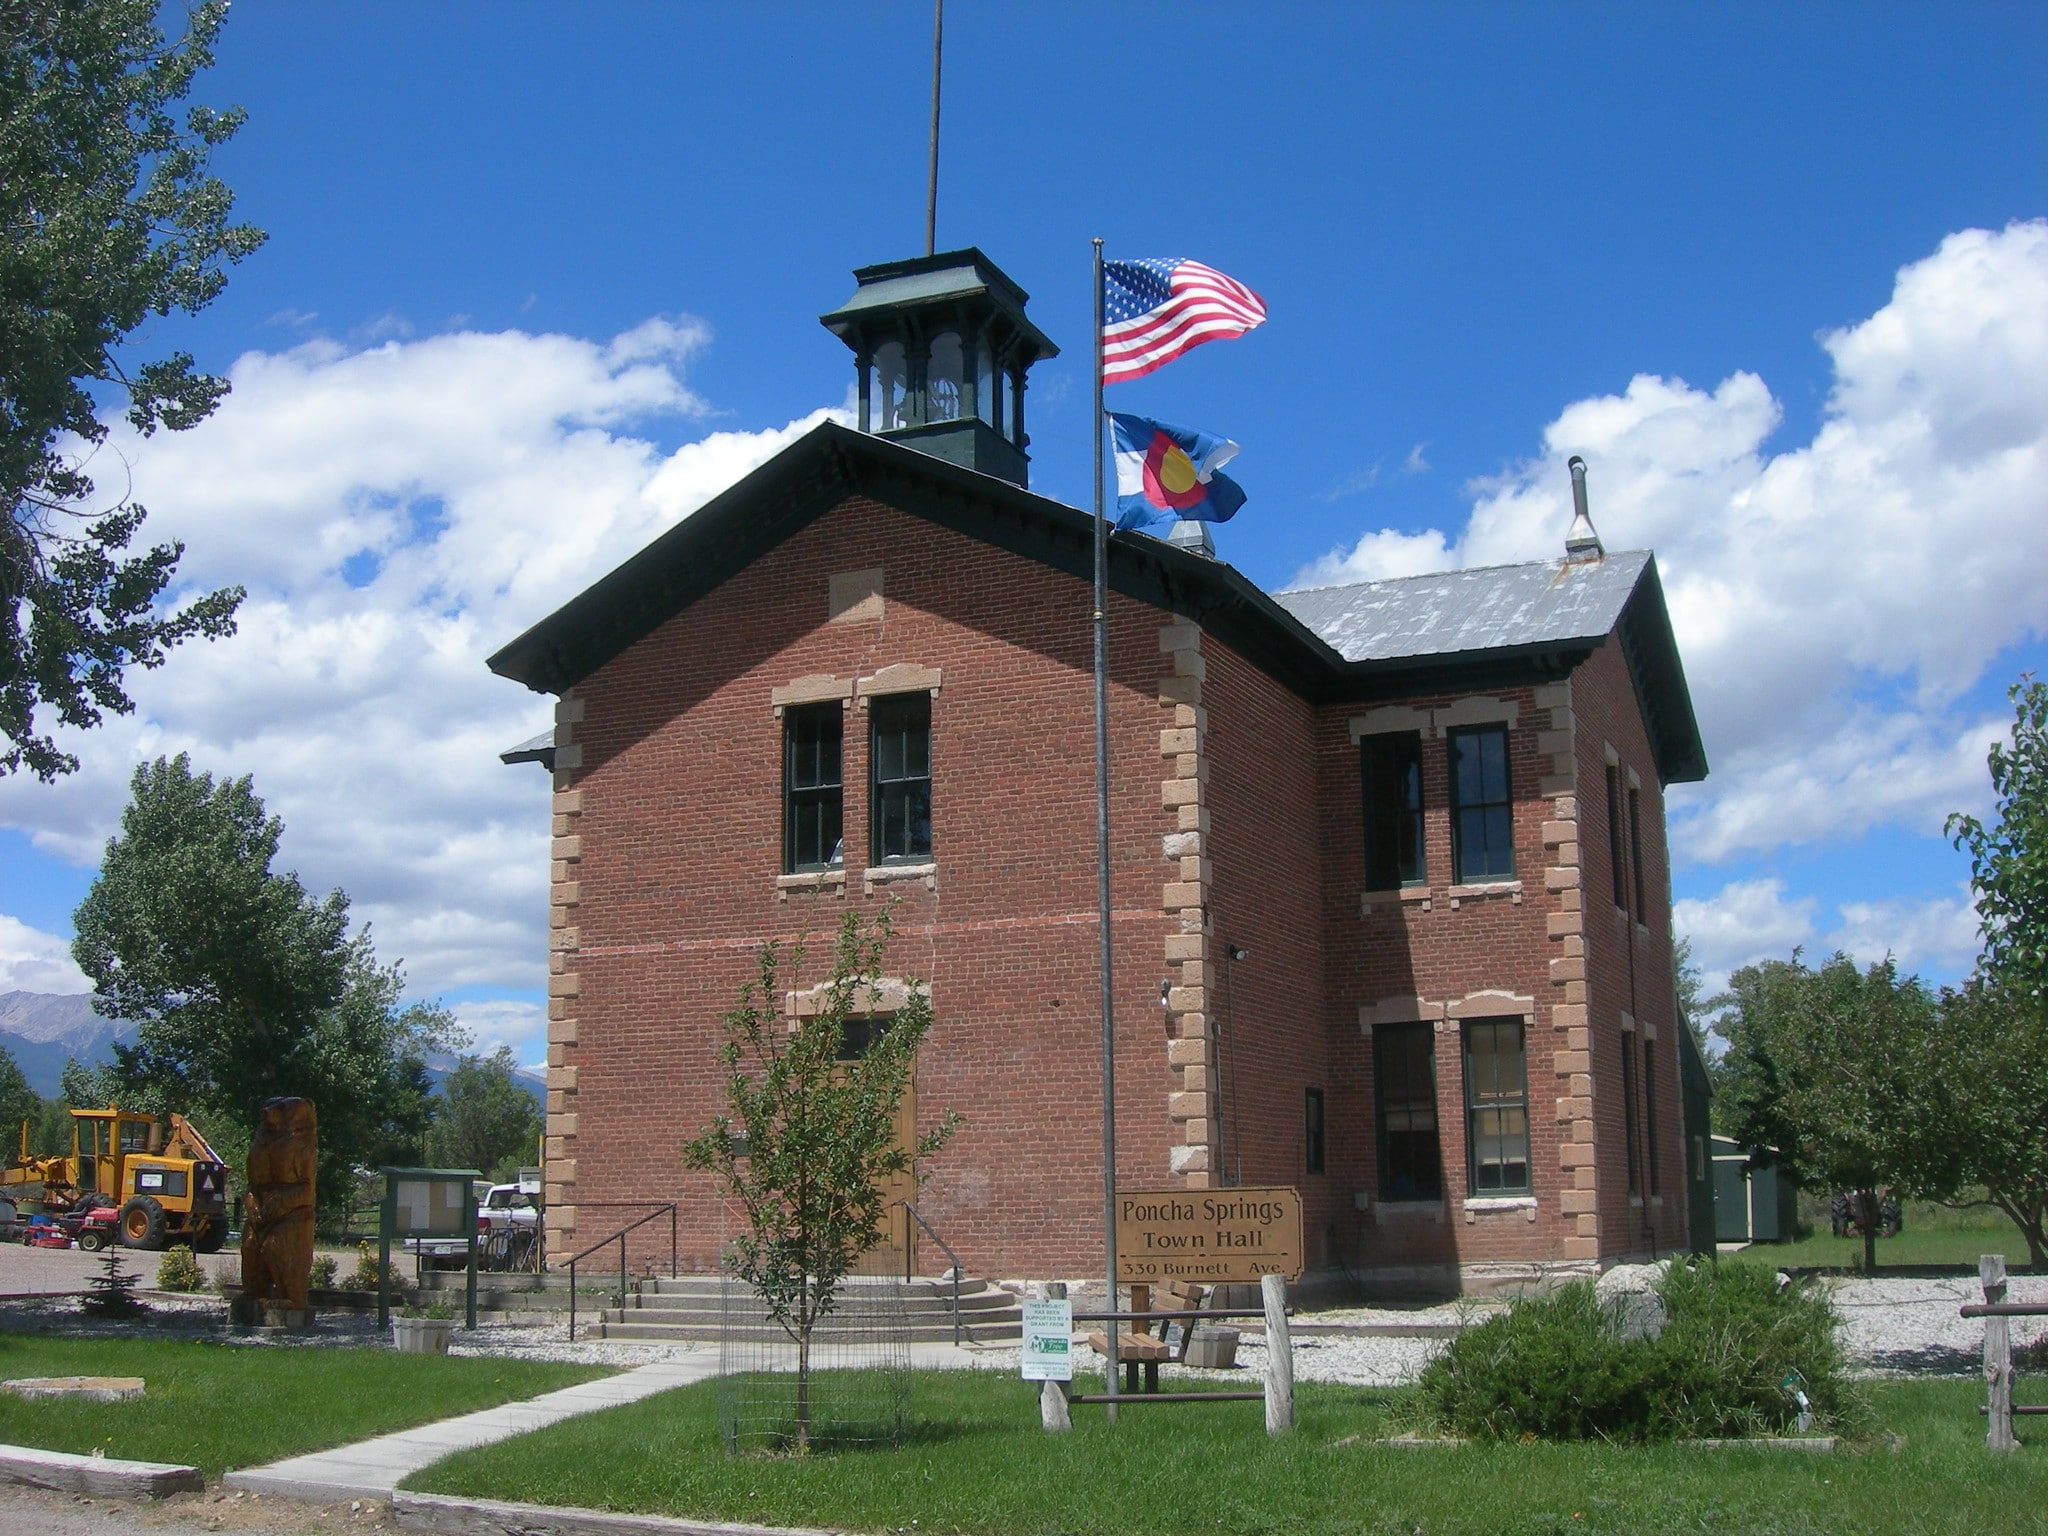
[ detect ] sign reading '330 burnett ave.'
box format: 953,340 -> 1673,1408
1114,1187 -> 1304,1283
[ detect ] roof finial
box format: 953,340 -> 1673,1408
1565,455 -> 1604,564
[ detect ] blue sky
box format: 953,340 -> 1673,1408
3,3 -> 2045,1055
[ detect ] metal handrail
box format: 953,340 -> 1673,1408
899,1200 -> 963,1346
566,1203 -> 678,1341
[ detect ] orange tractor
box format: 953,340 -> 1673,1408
2,1107 -> 231,1252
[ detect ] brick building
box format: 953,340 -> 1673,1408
492,250 -> 1713,1293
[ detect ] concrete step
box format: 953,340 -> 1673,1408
622,1289 -> 1017,1317
641,1274 -> 995,1301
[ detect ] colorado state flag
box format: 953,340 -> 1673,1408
1110,413 -> 1248,531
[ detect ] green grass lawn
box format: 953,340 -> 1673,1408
408,1370 -> 2048,1536
1733,1199 -> 2039,1272
0,1336 -> 611,1476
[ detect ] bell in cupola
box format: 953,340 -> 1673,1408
820,248 -> 1058,489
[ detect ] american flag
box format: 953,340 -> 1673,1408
1101,258 -> 1266,384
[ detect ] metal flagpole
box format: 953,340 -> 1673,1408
1091,237 -> 1119,1421
925,0 -> 943,256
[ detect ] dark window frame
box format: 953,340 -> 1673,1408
782,703 -> 845,874
1462,1018 -> 1532,1195
1304,1087 -> 1326,1176
1361,731 -> 1426,890
1606,763 -> 1629,910
1643,1036 -> 1661,1197
1621,1029 -> 1643,1198
1629,783 -> 1648,920
869,691 -> 933,865
1375,1022 -> 1443,1202
1447,724 -> 1515,883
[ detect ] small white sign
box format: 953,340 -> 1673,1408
1020,1298 -> 1074,1382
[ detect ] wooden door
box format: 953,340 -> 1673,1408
856,1079 -> 920,1276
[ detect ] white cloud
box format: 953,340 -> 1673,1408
0,319 -> 846,1004
1675,877 -> 1818,998
1296,221 -> 2048,860
446,998 -> 550,1068
1826,893 -> 1982,981
0,915 -> 90,995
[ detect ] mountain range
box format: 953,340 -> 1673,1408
0,991 -> 543,1103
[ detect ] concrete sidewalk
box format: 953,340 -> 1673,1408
223,1357 -> 718,1503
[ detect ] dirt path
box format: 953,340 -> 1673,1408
0,1481 -> 383,1536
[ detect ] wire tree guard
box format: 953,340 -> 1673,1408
715,1197 -> 914,1455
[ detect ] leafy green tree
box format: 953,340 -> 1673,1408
70,754 -> 451,1205
1921,980 -> 2048,1267
425,1046 -> 544,1182
1950,676 -> 2048,998
1713,951 -> 1938,1271
683,910 -> 957,1452
2,0 -> 262,779
1672,934 -> 1710,1061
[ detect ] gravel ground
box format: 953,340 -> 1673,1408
0,1266 -> 2040,1383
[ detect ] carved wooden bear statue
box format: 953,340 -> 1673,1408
241,1096 -> 318,1314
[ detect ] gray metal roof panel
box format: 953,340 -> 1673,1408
1272,550 -> 1653,663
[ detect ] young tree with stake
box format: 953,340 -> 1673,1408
682,909 -> 956,1453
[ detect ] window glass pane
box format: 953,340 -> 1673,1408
872,342 -> 909,431
927,333 -> 963,423
1644,1040 -> 1660,1197
784,705 -> 843,872
871,693 -> 933,863
1362,732 -> 1425,889
1463,1018 -> 1530,1194
976,341 -> 997,426
1304,1087 -> 1325,1175
1375,1023 -> 1441,1200
1449,725 -> 1514,882
1623,1033 -> 1642,1196
1629,785 -> 1647,916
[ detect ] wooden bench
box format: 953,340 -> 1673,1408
1085,1280 -> 1210,1393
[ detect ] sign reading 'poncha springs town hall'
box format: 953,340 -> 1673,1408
1114,1187 -> 1304,1283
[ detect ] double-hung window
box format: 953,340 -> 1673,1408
870,692 -> 932,864
1463,1019 -> 1531,1194
1448,725 -> 1514,882
783,704 -> 843,873
1628,784 -> 1647,918
1643,1037 -> 1661,1197
1375,1023 -> 1442,1200
1361,731 -> 1425,889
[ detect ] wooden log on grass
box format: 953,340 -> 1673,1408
1262,1273 -> 1293,1436
1984,1253 -> 2017,1452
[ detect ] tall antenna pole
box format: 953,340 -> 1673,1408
925,0 -> 943,255
1091,236 -> 1119,1422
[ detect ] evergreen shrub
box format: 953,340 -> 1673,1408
1409,1259 -> 1857,1442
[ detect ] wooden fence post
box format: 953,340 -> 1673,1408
1038,1281 -> 1071,1433
1984,1253 -> 2017,1452
1262,1272 -> 1293,1436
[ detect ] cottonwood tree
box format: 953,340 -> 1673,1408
71,755 -> 448,1205
426,1046 -> 544,1182
1,0 -> 260,778
682,909 -> 956,1453
1714,952 -> 1938,1272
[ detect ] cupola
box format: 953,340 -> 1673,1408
820,248 -> 1058,488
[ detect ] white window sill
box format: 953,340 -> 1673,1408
1463,1196 -> 1537,1224
1360,886 -> 1433,914
776,868 -> 847,895
863,861 -> 937,891
1446,881 -> 1523,909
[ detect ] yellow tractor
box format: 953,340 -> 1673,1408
2,1107 -> 232,1252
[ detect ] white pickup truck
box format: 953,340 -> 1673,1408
404,1181 -> 542,1270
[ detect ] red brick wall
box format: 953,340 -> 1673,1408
1198,638 -> 1332,1258
551,495 -> 1183,1277
1572,641 -> 1690,1260
1312,684 -> 1578,1275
